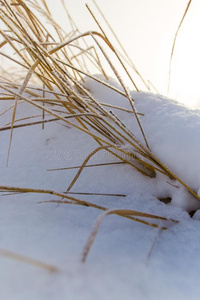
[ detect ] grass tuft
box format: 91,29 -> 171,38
0,0 -> 198,264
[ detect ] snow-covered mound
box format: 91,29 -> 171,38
1,78 -> 200,300
85,76 -> 200,211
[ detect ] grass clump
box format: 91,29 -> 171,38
0,0 -> 198,264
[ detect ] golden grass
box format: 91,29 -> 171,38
0,248 -> 58,272
0,0 -> 198,265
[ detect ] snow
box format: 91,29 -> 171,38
1,77 -> 200,299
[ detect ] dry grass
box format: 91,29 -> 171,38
0,248 -> 58,272
0,0 -> 198,265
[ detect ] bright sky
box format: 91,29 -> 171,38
86,0 -> 200,108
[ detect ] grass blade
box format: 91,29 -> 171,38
168,0 -> 193,93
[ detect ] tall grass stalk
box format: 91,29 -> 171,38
168,0 -> 193,93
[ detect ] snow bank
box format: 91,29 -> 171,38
1,78 -> 200,299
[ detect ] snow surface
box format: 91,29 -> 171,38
1,77 -> 200,299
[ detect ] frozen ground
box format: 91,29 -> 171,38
1,77 -> 200,300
